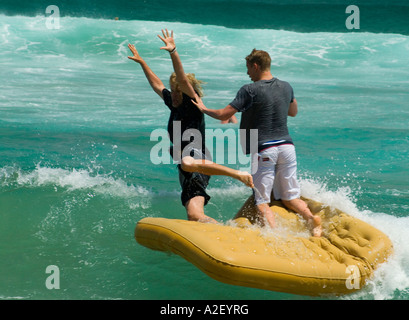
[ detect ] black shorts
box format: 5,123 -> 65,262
178,164 -> 211,207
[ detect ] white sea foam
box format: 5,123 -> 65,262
1,164 -> 151,206
300,178 -> 409,300
212,177 -> 409,299
207,184 -> 251,199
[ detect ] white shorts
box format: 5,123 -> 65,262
251,144 -> 301,205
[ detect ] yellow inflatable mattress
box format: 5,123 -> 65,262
135,198 -> 393,296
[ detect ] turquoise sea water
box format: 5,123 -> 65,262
1,1 -> 409,300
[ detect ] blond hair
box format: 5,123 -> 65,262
245,49 -> 271,71
169,72 -> 205,97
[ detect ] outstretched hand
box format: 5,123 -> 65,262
191,96 -> 206,113
127,44 -> 143,63
158,29 -> 176,52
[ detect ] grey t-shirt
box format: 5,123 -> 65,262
230,78 -> 294,154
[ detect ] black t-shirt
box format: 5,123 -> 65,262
162,88 -> 206,153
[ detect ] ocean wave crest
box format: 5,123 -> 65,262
1,164 -> 151,206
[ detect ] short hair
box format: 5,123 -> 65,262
245,49 -> 271,71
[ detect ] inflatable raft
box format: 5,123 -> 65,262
135,197 -> 393,296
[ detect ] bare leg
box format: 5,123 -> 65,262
233,195 -> 276,228
181,156 -> 254,188
185,196 -> 218,224
256,203 -> 276,228
282,198 -> 322,237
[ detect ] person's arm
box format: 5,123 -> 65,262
157,29 -> 197,99
192,97 -> 238,121
127,44 -> 165,99
288,98 -> 298,117
221,114 -> 238,124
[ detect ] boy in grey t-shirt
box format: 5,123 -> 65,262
230,77 -> 294,154
192,49 -> 322,237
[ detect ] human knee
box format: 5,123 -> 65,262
187,208 -> 203,221
181,156 -> 195,172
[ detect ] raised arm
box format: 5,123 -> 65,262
127,44 -> 165,99
158,29 -> 197,99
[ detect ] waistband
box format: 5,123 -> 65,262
258,140 -> 294,153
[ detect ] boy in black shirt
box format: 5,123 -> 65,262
128,30 -> 253,223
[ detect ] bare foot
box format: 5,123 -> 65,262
197,216 -> 218,224
237,171 -> 254,188
309,216 -> 322,237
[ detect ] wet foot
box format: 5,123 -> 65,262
197,216 -> 218,224
310,216 -> 322,237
